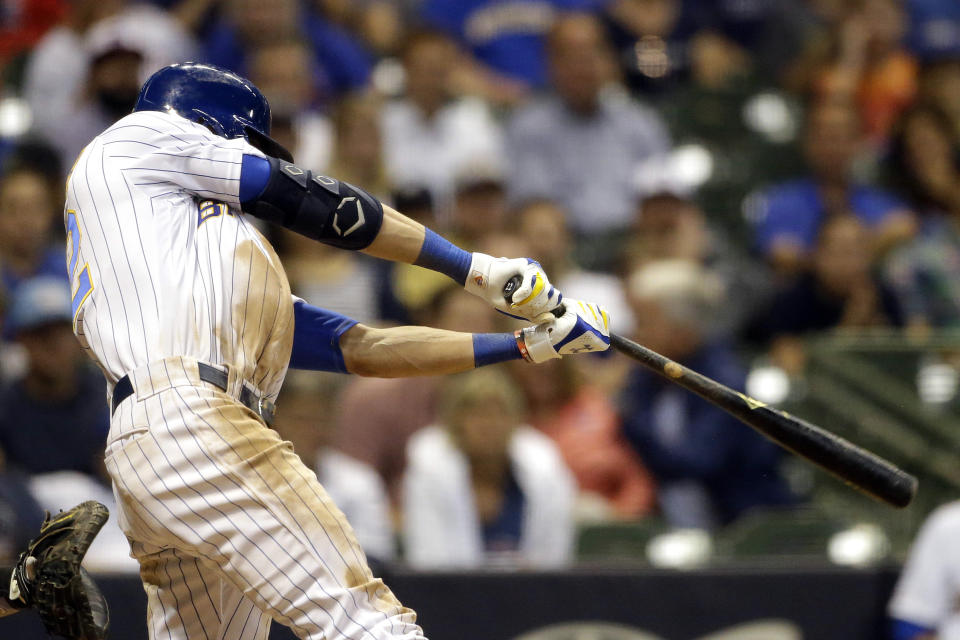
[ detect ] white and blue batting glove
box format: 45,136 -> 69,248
516,299 -> 611,363
465,253 -> 562,321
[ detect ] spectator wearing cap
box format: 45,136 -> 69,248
22,0 -> 124,141
0,162 -> 66,327
0,277 -> 109,481
752,99 -> 915,275
620,260 -> 794,529
50,40 -> 145,165
381,29 -> 506,208
505,13 -> 671,264
448,159 -> 509,247
24,0 -> 194,158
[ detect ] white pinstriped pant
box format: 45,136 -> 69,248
104,357 -> 426,640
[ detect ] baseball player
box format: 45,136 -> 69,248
64,62 -> 610,640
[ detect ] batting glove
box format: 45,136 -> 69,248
516,299 -> 611,363
465,253 -> 562,321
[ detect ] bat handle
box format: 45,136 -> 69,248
502,274 -> 566,318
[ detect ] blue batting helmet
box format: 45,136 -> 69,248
134,62 -> 293,161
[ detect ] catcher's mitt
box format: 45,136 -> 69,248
11,501 -> 110,640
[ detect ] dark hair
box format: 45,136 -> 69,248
398,28 -> 454,61
545,11 -> 606,56
638,191 -> 693,212
1,139 -> 63,187
513,197 -> 567,220
887,102 -> 960,212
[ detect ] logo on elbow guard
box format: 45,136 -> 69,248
333,196 -> 365,237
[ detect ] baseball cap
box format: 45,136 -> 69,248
85,19 -> 146,64
453,158 -> 505,195
6,277 -> 74,336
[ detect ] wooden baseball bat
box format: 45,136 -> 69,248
608,333 -> 917,508
503,277 -> 918,507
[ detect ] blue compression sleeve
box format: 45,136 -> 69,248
889,618 -> 935,640
473,333 -> 522,367
239,154 -> 271,203
414,228 -> 472,285
289,300 -> 358,373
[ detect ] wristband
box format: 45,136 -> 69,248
514,329 -> 531,362
472,333 -> 523,367
414,228 -> 472,285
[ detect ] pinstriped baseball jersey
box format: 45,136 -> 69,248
64,110 -> 293,401
68,109 -> 428,639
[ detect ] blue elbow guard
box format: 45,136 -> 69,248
241,156 -> 383,250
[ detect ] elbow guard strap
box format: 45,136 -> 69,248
241,156 -> 383,250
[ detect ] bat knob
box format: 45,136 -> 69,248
502,274 -> 565,318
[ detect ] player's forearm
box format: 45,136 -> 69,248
240,155 -> 560,319
361,205 -> 426,264
365,205 -> 477,288
340,324 -> 522,377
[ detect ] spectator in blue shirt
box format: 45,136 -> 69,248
750,216 -> 904,376
0,278 -> 109,481
753,100 -> 915,274
201,0 -> 371,100
620,260 -> 794,529
420,0 -> 604,90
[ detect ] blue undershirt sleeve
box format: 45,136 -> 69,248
289,299 -> 358,373
889,618 -> 936,640
239,153 -> 272,203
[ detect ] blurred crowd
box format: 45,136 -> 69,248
0,0 -> 958,572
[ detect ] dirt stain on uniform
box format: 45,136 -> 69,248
344,565 -> 407,613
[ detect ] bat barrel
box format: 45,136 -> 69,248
610,335 -> 918,508
747,405 -> 917,507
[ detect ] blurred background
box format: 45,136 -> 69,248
0,0 -> 959,638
